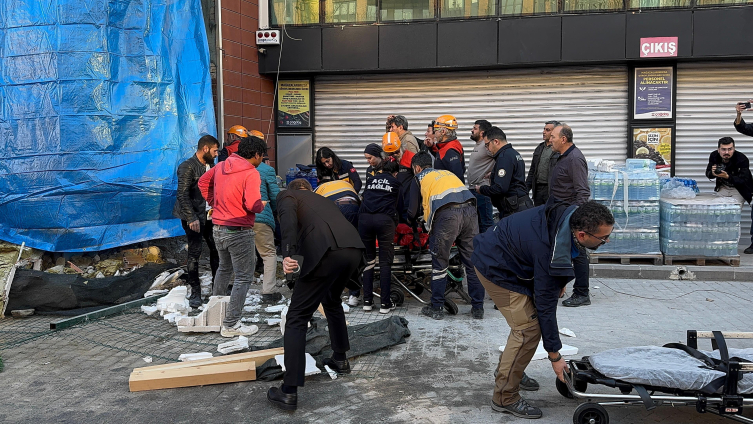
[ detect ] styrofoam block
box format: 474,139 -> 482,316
275,353 -> 319,376
341,303 -> 350,313
178,352 -> 214,362
265,304 -> 286,313
177,325 -> 221,333
217,336 -> 249,354
141,305 -> 158,316
176,316 -> 195,327
559,328 -> 576,338
267,318 -> 281,326
499,340 -> 578,361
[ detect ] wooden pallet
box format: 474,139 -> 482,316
663,255 -> 741,267
589,253 -> 663,266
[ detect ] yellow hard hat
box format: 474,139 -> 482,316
227,125 -> 248,137
433,115 -> 458,130
382,132 -> 401,153
249,130 -> 265,140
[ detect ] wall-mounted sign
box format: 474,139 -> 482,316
640,37 -> 678,58
634,67 -> 673,120
632,127 -> 673,172
277,80 -> 310,128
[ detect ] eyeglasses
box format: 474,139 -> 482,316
585,231 -> 610,246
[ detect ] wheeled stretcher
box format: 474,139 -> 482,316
558,330 -> 753,424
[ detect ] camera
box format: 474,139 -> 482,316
714,163 -> 726,175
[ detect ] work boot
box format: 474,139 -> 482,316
188,286 -> 202,308
220,321 -> 259,337
745,244 -> 753,254
323,357 -> 351,374
562,294 -> 591,307
491,398 -> 542,419
471,307 -> 484,320
520,373 -> 540,391
262,292 -> 283,304
421,305 -> 445,320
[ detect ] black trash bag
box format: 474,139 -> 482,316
254,316 -> 411,381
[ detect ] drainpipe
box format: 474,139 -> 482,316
215,0 -> 225,144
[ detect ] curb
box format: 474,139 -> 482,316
590,264 -> 753,282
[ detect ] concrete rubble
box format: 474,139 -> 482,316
177,296 -> 229,333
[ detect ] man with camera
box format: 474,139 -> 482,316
735,100 -> 753,137
705,137 -> 753,254
267,178 -> 364,411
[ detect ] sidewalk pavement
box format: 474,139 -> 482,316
0,277 -> 751,423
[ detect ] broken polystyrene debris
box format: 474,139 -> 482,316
217,336 -> 250,354
156,286 -> 190,315
275,353 -> 319,376
267,318 -> 281,326
178,352 -> 214,362
244,294 -> 262,305
10,309 -> 34,318
265,304 -> 286,313
95,272 -> 105,279
143,356 -> 153,363
559,328 -> 577,338
243,305 -> 261,313
280,306 -> 288,336
341,302 -> 350,314
324,365 -> 338,380
177,296 -> 229,333
163,313 -> 182,324
144,289 -> 169,298
499,341 -> 578,360
149,269 -> 186,290
141,305 -> 159,316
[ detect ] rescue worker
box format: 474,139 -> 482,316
382,132 -> 414,223
359,154 -> 402,313
364,143 -> 383,177
474,127 -> 533,218
386,114 -> 420,154
407,152 -> 485,320
217,125 -> 249,162
315,147 -> 362,192
427,115 -> 466,183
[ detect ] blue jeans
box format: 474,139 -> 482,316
212,226 -> 256,327
471,189 -> 494,234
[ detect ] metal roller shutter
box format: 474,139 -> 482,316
675,61 -> 753,245
314,66 -> 628,183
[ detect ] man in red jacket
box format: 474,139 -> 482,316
199,137 -> 268,337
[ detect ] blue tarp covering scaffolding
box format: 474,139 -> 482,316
0,0 -> 217,252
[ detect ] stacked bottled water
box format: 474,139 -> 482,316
589,161 -> 661,254
660,194 -> 741,257
285,166 -> 319,189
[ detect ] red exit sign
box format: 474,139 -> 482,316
640,37 -> 678,58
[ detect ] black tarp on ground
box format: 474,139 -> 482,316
254,316 -> 411,380
5,263 -> 174,315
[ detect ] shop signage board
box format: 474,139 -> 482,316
632,127 -> 673,173
634,67 -> 673,120
640,37 -> 678,58
277,80 -> 311,128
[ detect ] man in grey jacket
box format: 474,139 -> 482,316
468,119 -> 495,233
548,124 -> 592,307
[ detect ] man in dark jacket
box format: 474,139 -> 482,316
267,179 -> 365,412
475,127 -> 532,218
472,201 -> 614,419
548,124 -> 592,308
526,120 -> 560,206
172,135 -> 220,308
705,137 -> 753,253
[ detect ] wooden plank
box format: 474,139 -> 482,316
663,255 -> 740,267
129,361 -> 256,392
50,294 -> 165,330
132,347 -> 284,373
589,253 -> 663,265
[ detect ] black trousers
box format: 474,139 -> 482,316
283,247 -> 362,387
358,213 -> 396,306
532,184 -> 549,207
181,219 -> 219,289
572,245 -> 590,297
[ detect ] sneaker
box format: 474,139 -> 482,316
745,244 -> 753,254
421,305 -> 445,320
348,295 -> 360,307
562,294 -> 591,307
220,321 -> 259,337
520,372 -> 540,391
363,300 -> 373,312
491,398 -> 542,419
262,292 -> 283,304
379,304 -> 396,314
471,307 -> 484,320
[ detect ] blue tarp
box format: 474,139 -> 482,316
0,0 -> 217,252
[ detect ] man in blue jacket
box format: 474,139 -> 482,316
472,200 -> 614,419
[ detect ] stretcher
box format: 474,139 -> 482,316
558,330 -> 753,424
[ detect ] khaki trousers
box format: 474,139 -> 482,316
476,268 -> 541,406
254,223 -> 278,295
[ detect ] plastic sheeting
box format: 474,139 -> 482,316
589,346 -> 753,394
0,0 -> 217,252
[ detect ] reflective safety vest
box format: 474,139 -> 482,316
416,168 -> 475,231
314,180 -> 359,202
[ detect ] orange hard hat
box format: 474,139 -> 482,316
382,132 -> 401,153
227,125 -> 248,137
433,115 -> 458,130
249,130 -> 265,140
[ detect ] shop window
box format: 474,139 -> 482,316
325,0 -> 378,22
499,0 -> 557,15
381,0 -> 436,21
628,0 -> 689,7
695,0 -> 752,5
562,0 -> 624,11
270,0 -> 320,25
441,0 -> 496,17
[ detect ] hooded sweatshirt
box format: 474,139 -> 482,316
198,153 -> 265,227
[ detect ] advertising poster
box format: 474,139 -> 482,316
632,127 -> 672,172
634,67 -> 673,120
277,80 -> 310,128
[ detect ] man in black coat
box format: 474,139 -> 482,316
705,137 -> 753,253
172,135 -> 220,308
267,179 -> 365,411
526,120 -> 560,206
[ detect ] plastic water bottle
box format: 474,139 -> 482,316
286,168 -> 297,187
307,169 -> 319,190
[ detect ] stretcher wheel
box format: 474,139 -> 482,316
443,299 -> 459,315
556,377 -> 587,399
390,289 -> 405,307
573,403 -> 609,424
410,283 -> 424,296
